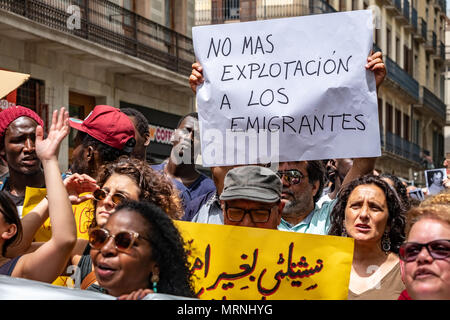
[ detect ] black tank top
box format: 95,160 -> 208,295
77,245 -> 106,293
0,256 -> 21,276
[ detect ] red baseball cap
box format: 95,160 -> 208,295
69,105 -> 135,152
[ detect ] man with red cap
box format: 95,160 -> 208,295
68,105 -> 136,178
0,106 -> 45,217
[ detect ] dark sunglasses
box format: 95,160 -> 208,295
276,169 -> 304,185
225,205 -> 275,223
93,188 -> 127,205
88,227 -> 148,252
399,239 -> 450,262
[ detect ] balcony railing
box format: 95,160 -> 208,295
411,7 -> 417,30
438,41 -> 445,60
402,0 -> 410,23
425,31 -> 437,52
437,0 -> 447,13
309,0 -> 336,15
0,0 -> 194,76
383,131 -> 422,165
423,86 -> 446,119
197,0 -> 335,25
421,18 -> 427,40
385,56 -> 419,100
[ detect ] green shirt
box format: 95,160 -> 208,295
277,199 -> 336,235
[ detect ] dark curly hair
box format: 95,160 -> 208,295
79,132 -> 134,164
121,108 -> 149,139
113,200 -> 195,297
306,160 -> 326,204
328,175 -> 406,254
91,156 -> 183,229
380,173 -> 410,211
0,191 -> 23,256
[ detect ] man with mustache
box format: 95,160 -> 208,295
277,158 -> 375,234
317,158 -> 354,207
0,106 -> 45,217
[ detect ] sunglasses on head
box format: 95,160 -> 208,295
93,188 -> 127,205
276,169 -> 304,185
88,227 -> 148,252
399,239 -> 450,262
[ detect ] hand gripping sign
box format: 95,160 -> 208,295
193,10 -> 380,166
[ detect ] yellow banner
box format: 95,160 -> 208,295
23,187 -> 94,242
22,187 -> 94,286
175,221 -> 354,300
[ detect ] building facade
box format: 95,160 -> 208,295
445,15 -> 450,162
195,0 -> 448,186
0,0 -> 196,169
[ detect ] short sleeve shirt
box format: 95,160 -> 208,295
151,162 -> 216,210
277,199 -> 337,235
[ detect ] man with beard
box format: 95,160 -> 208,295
317,158 -> 354,207
152,112 -> 215,210
0,106 -> 46,217
277,157 -> 375,234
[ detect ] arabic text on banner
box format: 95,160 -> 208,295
175,221 -> 354,300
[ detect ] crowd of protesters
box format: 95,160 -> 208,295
0,50 -> 449,301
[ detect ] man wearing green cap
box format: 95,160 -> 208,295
219,165 -> 285,230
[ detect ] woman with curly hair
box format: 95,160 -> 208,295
328,175 -> 406,300
93,156 -> 183,225
379,173 -> 411,211
89,200 -> 195,298
73,156 -> 183,291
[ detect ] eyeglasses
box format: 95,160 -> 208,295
225,205 -> 275,223
88,227 -> 147,252
276,169 -> 304,185
399,239 -> 450,262
93,188 -> 127,205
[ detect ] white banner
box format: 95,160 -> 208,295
0,275 -> 195,300
193,10 -> 380,166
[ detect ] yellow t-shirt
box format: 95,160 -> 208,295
22,187 -> 95,286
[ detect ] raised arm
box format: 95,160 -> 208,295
6,173 -> 97,258
189,62 -> 204,94
366,51 -> 386,92
336,52 -> 385,188
11,108 -> 77,283
341,157 -> 377,190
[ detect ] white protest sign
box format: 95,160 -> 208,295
193,10 -> 381,167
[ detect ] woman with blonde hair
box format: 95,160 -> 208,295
399,204 -> 450,300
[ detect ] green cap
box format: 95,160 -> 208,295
220,166 -> 282,203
